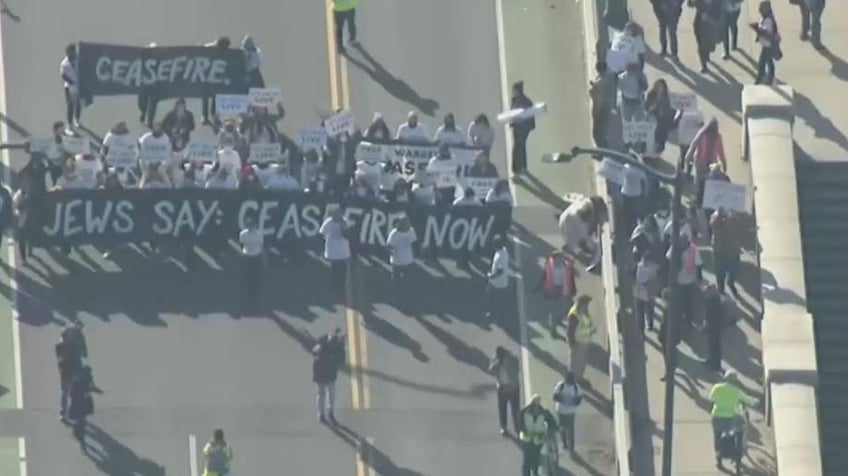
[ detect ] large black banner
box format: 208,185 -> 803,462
27,190 -> 511,256
77,42 -> 247,98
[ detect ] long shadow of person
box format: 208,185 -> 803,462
817,46 -> 848,82
345,44 -> 440,116
329,422 -> 426,476
82,423 -> 166,476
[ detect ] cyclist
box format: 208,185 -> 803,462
708,370 -> 757,464
203,429 -> 233,476
519,394 -> 558,476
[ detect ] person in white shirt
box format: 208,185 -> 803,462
552,372 -> 583,454
320,207 -> 351,291
60,44 -> 81,130
205,167 -> 238,189
239,214 -> 264,313
752,0 -> 779,85
485,236 -> 511,323
426,144 -> 458,207
386,215 -> 417,282
411,180 -> 436,206
265,165 -> 300,191
101,121 -> 136,170
434,113 -> 467,146
74,154 -> 103,189
485,180 -> 513,205
620,162 -> 646,236
558,196 -> 606,272
467,114 -> 495,151
395,111 -> 429,143
138,124 -> 174,168
355,157 -> 383,195
139,163 -> 172,189
217,145 -> 242,174
53,158 -> 86,190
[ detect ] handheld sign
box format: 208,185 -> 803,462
248,88 -> 281,108
28,137 -> 56,155
185,138 -> 218,162
622,120 -> 656,144
139,140 -> 171,163
669,92 -> 698,111
297,126 -> 329,152
61,135 -> 90,155
105,135 -> 137,168
216,94 -> 249,118
324,110 -> 355,137
597,157 -> 625,185
497,102 -> 548,124
676,110 -> 705,146
460,176 -> 498,200
249,143 -> 282,164
703,180 -> 748,213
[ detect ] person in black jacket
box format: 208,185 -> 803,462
313,329 -> 345,424
703,283 -> 725,371
509,81 -> 535,175
689,0 -> 724,73
652,0 -> 684,58
162,98 -> 196,152
201,37 -> 232,125
68,366 -> 94,450
56,328 -> 84,422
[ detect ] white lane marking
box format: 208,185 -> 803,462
494,0 -> 533,403
0,12 -> 27,476
188,434 -> 198,476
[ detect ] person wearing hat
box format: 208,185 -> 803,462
708,370 -> 757,465
518,393 -> 557,476
534,250 -> 578,339
566,295 -> 596,382
509,81 -> 535,175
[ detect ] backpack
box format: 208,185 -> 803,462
206,443 -> 229,473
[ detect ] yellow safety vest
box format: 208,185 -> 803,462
568,305 -> 596,344
332,0 -> 359,12
519,411 -> 547,445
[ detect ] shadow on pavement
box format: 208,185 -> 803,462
817,46 -> 848,82
345,44 -> 440,117
354,366 -> 495,399
794,90 -> 848,154
82,423 -> 165,476
329,421 -> 426,476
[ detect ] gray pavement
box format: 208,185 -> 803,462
0,0 -> 615,474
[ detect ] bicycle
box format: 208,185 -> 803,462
717,406 -> 750,475
541,422 -> 559,476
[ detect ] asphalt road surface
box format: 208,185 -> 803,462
0,0 -> 613,474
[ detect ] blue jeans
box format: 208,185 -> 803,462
755,46 -> 776,85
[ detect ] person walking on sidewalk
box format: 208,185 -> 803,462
552,371 -> 583,455
589,62 -> 617,148
796,0 -> 826,49
634,252 -> 661,334
485,236 -> 511,323
566,295 -> 596,384
703,283 -> 726,371
722,0 -> 745,59
509,81 -> 535,176
332,0 -> 359,54
752,1 -> 781,85
651,0 -> 684,59
710,209 -> 742,296
689,0 -> 724,73
534,250 -> 578,339
666,233 -> 703,329
488,346 -> 521,436
709,371 -> 757,467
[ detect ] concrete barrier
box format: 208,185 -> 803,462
743,85 -> 823,475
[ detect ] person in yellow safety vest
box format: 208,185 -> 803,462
533,250 -> 578,339
709,370 -> 757,465
566,295 -> 596,383
518,394 -> 557,476
331,0 -> 359,54
203,429 -> 233,476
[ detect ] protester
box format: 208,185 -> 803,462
203,429 -> 234,476
589,61 -> 616,148
685,118 -> 727,208
137,42 -> 160,128
238,214 -> 264,311
313,330 -> 345,424
239,166 -> 263,192
19,147 -> 49,200
468,151 -> 499,178
265,164 -> 300,190
702,163 -> 730,235
689,0 -> 723,73
723,0 -> 744,58
467,113 -> 495,151
558,196 -> 607,272
644,79 -> 680,155
797,0 -> 825,49
45,121 -> 70,185
652,0 -> 684,58
101,121 -> 134,165
453,187 -> 481,207
703,283 -> 725,371
74,153 -> 104,189
201,37 -> 232,125
53,158 -> 86,190
67,366 -> 94,450
509,81 -> 535,175
242,35 -> 265,88
411,179 -> 436,206
552,371 -> 582,454
56,329 -> 85,422
396,111 -> 429,143
633,252 -> 660,334
390,179 -> 411,203
710,208 -> 742,296
434,113 -> 466,145
243,103 -> 284,144
217,144 -> 242,175
567,295 -> 596,383
620,162 -> 647,237
332,0 -> 359,54
752,0 -> 780,85
320,207 -> 352,291
534,251 -> 577,339
364,112 -> 391,140
666,232 -> 703,328
618,62 -> 648,122
518,394 -> 557,476
488,346 -> 521,436
205,167 -> 238,189
386,215 -> 416,283
161,98 -> 195,151
139,163 -> 173,189
138,123 -> 174,169
12,185 -> 30,263
301,149 -> 323,189
217,119 -> 245,151
485,236 -> 510,323
59,44 -> 81,130
485,179 -> 513,205
427,144 -> 458,207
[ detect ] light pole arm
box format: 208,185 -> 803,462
570,146 -> 677,184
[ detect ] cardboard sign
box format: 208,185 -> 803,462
105,135 -> 137,168
324,110 -> 355,137
248,88 -> 282,108
460,176 -> 499,200
249,143 -> 282,164
185,138 -> 218,162
597,157 -> 625,185
216,94 -> 249,118
669,92 -> 698,111
676,110 -> 705,146
702,180 -> 748,212
296,126 -> 329,151
139,139 -> 171,163
61,135 -> 90,155
622,120 -> 656,144
28,137 -> 56,154
607,32 -> 640,72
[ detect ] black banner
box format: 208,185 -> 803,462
77,42 -> 247,98
26,190 -> 511,256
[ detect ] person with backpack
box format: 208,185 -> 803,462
313,330 -> 346,424
203,429 -> 233,476
552,371 -> 582,455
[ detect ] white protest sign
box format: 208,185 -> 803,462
61,135 -> 90,155
324,110 -> 355,137
28,137 -> 55,154
248,88 -> 282,108
105,135 -> 137,168
622,120 -> 656,144
703,180 -> 748,213
249,143 -> 282,164
356,142 -> 386,163
496,103 -> 548,124
297,126 -> 329,151
597,157 -> 625,185
669,92 -> 698,111
185,138 -> 218,162
139,139 -> 171,163
357,141 -> 484,184
676,110 -> 705,146
216,94 -> 249,118
460,176 -> 498,200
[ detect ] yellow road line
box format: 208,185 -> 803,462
345,263 -> 362,410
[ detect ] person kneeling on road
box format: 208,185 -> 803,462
519,394 -> 557,476
557,196 -> 607,272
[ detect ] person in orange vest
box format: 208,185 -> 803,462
534,250 -> 578,339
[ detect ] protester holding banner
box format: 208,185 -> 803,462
241,35 -> 265,88
684,118 -> 727,207
217,119 -> 247,158
320,207 -> 352,291
467,114 -> 495,151
53,159 -> 86,190
411,180 -> 436,206
386,215 -> 416,283
140,163 -> 172,189
18,151 -> 49,200
434,113 -> 467,146
509,81 -> 535,175
74,154 -> 104,189
137,42 -> 161,128
45,121 -> 71,184
102,121 -> 136,171
161,98 -> 196,152
485,180 -> 513,205
60,44 -> 82,130
427,144 -> 459,207
468,152 -> 499,178
243,103 -> 285,144
396,112 -> 429,143
264,165 -> 300,191
364,113 -> 391,140
201,37 -> 232,125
